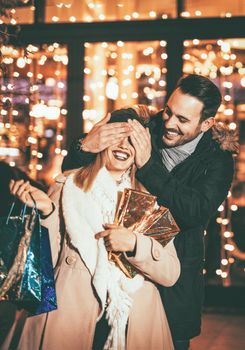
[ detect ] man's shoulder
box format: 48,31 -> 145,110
199,126 -> 237,163
206,141 -> 234,174
149,110 -> 163,124
215,147 -> 234,163
148,111 -> 163,135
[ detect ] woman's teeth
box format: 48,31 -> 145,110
112,151 -> 129,160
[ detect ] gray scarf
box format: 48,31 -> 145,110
160,132 -> 204,171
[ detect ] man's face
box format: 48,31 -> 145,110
162,88 -> 211,148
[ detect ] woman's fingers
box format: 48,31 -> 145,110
16,181 -> 30,197
10,179 -> 24,195
95,230 -> 110,239
10,180 -> 32,204
95,230 -> 114,249
103,223 -> 121,229
19,191 -> 31,204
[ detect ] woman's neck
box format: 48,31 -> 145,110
108,170 -> 126,183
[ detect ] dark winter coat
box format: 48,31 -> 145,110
135,112 -> 235,340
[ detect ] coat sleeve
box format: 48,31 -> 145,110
136,151 -> 234,229
41,181 -> 64,266
61,135 -> 96,171
125,234 -> 180,287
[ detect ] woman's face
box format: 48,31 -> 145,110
103,136 -> 135,176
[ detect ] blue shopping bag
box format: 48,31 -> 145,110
0,201 -> 57,315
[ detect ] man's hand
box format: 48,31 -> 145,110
128,119 -> 152,168
95,224 -> 136,252
81,113 -> 132,153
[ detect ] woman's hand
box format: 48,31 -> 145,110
9,179 -> 53,216
95,224 -> 136,252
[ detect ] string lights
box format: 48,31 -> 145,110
83,40 -> 167,132
183,38 -> 245,285
44,1 -> 245,23
1,2 -> 244,24
0,43 -> 68,183
49,1 -> 175,22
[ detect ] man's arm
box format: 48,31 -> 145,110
129,119 -> 234,229
62,135 -> 95,171
136,152 -> 234,229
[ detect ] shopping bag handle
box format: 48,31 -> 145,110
6,201 -> 27,224
6,192 -> 38,225
27,192 -> 42,231
29,192 -> 37,210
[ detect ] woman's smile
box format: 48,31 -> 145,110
112,150 -> 131,161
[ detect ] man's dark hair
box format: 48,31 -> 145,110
176,74 -> 222,122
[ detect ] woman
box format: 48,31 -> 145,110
6,107 -> 180,350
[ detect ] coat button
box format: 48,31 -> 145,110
153,249 -> 160,259
65,256 -> 76,265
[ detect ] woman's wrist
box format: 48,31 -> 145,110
128,232 -> 137,253
41,202 -> 55,218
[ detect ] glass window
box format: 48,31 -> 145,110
183,38 -> 245,117
183,38 -> 245,287
83,40 -> 167,132
0,44 -> 67,183
1,2 -> 35,24
15,5 -> 34,24
46,0 -> 176,23
183,0 -> 245,18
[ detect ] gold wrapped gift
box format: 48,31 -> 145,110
110,189 -> 180,278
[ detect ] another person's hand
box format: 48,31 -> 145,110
128,119 -> 152,168
80,113 -> 132,153
9,180 -> 53,216
95,224 -> 136,252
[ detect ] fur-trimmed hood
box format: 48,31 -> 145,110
211,122 -> 239,154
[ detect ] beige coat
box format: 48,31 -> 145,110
3,176 -> 180,350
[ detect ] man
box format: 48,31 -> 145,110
62,74 -> 237,349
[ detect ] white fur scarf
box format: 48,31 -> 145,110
62,167 -> 144,350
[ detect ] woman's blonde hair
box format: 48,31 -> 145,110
74,104 -> 157,192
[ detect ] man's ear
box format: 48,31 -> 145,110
200,117 -> 215,132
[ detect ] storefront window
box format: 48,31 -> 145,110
46,0 -> 177,23
183,38 -> 245,126
183,0 -> 245,18
0,1 -> 34,24
83,40 -> 167,132
0,44 -> 67,183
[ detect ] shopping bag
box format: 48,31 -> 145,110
0,201 -> 57,315
30,223 -> 57,315
0,202 -> 41,304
